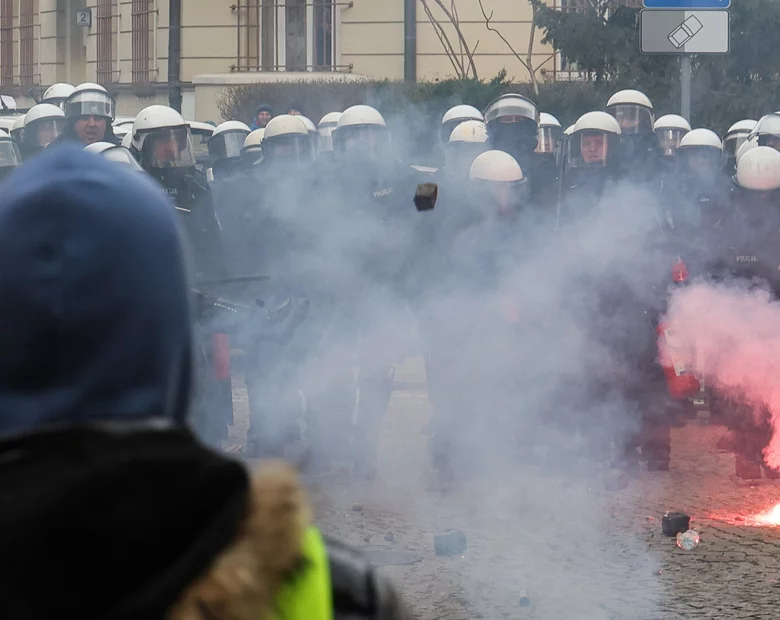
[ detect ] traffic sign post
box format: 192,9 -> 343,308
641,0 -> 730,123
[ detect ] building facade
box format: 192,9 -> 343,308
0,0 -> 610,121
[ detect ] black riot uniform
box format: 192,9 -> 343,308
705,146 -> 780,479
484,94 -> 544,206
422,150 -> 532,485
302,105 -> 432,478
558,111 -> 674,473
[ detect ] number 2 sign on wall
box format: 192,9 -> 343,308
76,9 -> 92,28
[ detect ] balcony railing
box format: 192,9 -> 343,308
231,0 -> 353,73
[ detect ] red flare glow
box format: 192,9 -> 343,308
755,503 -> 780,526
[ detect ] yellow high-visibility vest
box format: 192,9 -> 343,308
270,527 -> 333,620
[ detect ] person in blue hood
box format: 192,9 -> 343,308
0,146 -> 412,620
250,102 -> 274,130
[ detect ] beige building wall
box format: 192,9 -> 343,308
1,1 -> 561,120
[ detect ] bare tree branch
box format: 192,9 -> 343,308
430,0 -> 479,79
419,0 -> 467,78
451,0 -> 465,73
478,0 -> 541,93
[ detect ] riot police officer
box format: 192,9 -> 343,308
654,114 -> 690,173
317,111 -> 342,161
309,103 -> 430,478
749,113 -> 780,151
557,111 -> 622,226
20,103 -> 65,159
534,112 -> 564,210
605,89 -> 659,183
721,119 -> 756,176
40,82 -> 75,110
54,83 -> 120,147
710,146 -> 780,479
242,128 -> 265,166
483,94 -> 541,197
131,105 -> 227,282
84,141 -> 145,172
674,128 -> 729,230
425,149 -> 530,484
208,120 -> 251,181
10,114 -> 24,146
0,128 -> 22,181
439,104 -> 484,145
443,119 -> 488,180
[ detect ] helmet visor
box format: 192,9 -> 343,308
656,128 -> 687,156
723,133 -> 749,158
0,138 -> 22,167
334,125 -> 390,160
568,131 -> 611,168
678,146 -> 722,176
484,96 -> 539,125
318,122 -> 337,152
535,126 -> 562,154
208,130 -> 248,160
263,134 -> 312,163
140,127 -> 196,169
65,91 -> 115,120
607,104 -> 653,135
26,117 -> 66,148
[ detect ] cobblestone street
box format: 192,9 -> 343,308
234,357 -> 780,619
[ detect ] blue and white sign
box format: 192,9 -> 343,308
643,0 -> 730,8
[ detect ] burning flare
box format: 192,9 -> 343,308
755,503 -> 780,526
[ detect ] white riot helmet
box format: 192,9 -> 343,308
653,114 -> 691,157
208,120 -> 251,162
536,112 -> 563,155
677,128 -> 722,177
317,112 -> 342,153
440,104 -> 484,144
469,149 -> 529,211
445,120 -> 488,175
85,142 -> 144,172
333,104 -> 389,161
0,128 -> 22,173
567,111 -> 622,169
298,115 -> 319,159
242,128 -> 265,164
606,89 -> 654,135
42,83 -> 75,110
10,114 -> 25,144
132,105 -> 196,170
749,113 -> 780,151
113,124 -> 130,141
84,141 -> 117,155
23,103 -> 66,151
483,94 -> 540,152
64,83 -> 115,122
735,146 -> 780,192
736,134 -> 758,165
723,119 -> 756,160
121,131 -> 133,149
262,114 -> 312,164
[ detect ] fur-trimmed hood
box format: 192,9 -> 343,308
0,427 -> 309,620
168,460 -> 311,620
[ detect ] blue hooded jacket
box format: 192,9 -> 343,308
0,145 -> 193,436
0,146 -> 249,619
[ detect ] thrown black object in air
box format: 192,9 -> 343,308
434,530 -> 467,556
662,511 -> 690,537
414,182 -> 438,212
